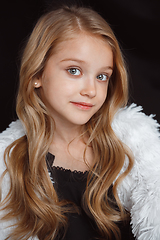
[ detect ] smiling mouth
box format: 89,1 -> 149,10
70,102 -> 94,110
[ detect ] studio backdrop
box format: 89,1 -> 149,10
0,0 -> 160,132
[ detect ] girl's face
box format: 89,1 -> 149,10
36,34 -> 113,129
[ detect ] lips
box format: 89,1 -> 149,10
70,101 -> 94,110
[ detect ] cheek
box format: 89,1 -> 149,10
40,80 -> 76,105
39,78 -> 56,105
99,84 -> 108,104
58,81 -> 79,97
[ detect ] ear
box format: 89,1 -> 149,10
33,76 -> 42,88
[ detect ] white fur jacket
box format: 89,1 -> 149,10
0,104 -> 160,240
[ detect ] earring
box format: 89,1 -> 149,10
34,82 -> 38,87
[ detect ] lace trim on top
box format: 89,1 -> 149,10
52,165 -> 89,176
46,152 -> 88,176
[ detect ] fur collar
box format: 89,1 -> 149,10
0,103 -> 160,239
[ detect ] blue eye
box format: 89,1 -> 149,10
97,74 -> 109,81
68,68 -> 81,76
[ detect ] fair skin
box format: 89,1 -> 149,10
35,33 -> 113,171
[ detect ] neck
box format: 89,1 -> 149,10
48,121 -> 93,172
52,123 -> 85,145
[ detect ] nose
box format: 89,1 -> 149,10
80,77 -> 96,98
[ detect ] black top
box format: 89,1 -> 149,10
46,152 -> 135,240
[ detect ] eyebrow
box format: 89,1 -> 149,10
60,58 -> 113,70
60,58 -> 85,63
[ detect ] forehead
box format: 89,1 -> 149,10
55,32 -> 111,49
51,33 -> 113,65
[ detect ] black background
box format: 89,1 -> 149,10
0,0 -> 160,132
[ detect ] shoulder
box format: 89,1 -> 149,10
112,103 -> 160,143
0,120 -> 25,198
112,103 -> 160,171
113,104 -> 160,239
0,120 -> 25,173
0,120 -> 25,144
0,119 -> 25,182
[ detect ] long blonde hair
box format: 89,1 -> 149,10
0,6 -> 134,240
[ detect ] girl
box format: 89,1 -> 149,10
0,5 -> 160,240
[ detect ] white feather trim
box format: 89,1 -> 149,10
112,104 -> 160,239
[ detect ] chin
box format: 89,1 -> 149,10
73,118 -> 92,126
